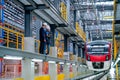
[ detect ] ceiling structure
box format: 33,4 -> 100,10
72,0 -> 113,41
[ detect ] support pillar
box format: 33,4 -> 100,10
63,63 -> 70,79
72,64 -> 77,77
49,24 -> 57,57
48,27 -> 57,80
22,59 -> 34,80
83,24 -> 85,32
49,62 -> 57,80
22,7 -> 35,80
80,48 -> 83,58
64,35 -> 69,60
25,10 -> 32,37
22,37 -> 35,80
78,46 -> 81,62
74,10 -> 76,29
73,42 -> 76,55
78,64 -> 81,76
73,42 -> 77,61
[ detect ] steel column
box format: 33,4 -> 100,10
73,42 -> 76,55
50,24 -> 56,47
74,10 -> 76,29
25,10 -> 32,37
78,46 -> 81,57
82,48 -> 85,58
83,24 -> 85,32
64,35 -> 68,52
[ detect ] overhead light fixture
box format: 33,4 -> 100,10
4,55 -> 22,60
79,65 -> 82,67
59,62 -> 64,64
48,61 -> 56,63
72,64 -> 75,66
32,59 -> 43,62
66,63 -> 70,65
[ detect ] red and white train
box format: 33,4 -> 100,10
85,40 -> 112,71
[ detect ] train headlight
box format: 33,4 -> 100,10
88,56 -> 90,61
106,55 -> 109,61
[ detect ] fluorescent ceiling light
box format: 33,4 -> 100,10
32,59 -> 43,62
66,63 -> 70,65
59,62 -> 64,64
82,1 -> 113,5
48,61 -> 56,63
4,55 -> 22,60
96,1 -> 114,5
72,64 -> 75,66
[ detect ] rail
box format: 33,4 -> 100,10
0,26 -> 24,50
93,71 -> 108,80
70,71 -> 107,80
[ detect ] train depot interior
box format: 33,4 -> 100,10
0,0 -> 120,80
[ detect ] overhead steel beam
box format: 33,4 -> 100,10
76,5 -> 113,11
33,12 -> 50,24
59,24 -> 67,27
97,5 -> 113,11
27,0 -> 37,8
41,10 -> 59,26
24,4 -> 50,10
83,20 -> 112,25
42,0 -> 68,25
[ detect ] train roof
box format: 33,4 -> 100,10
86,40 -> 110,45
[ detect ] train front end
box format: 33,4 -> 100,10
85,41 -> 111,71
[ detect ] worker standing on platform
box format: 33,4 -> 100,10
46,25 -> 51,55
39,23 -> 47,55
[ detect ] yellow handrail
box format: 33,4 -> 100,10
0,26 -> 24,50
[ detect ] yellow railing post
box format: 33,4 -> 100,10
7,30 -> 9,47
22,35 -> 24,51
38,41 -> 40,53
16,33 -> 18,49
114,37 -> 117,60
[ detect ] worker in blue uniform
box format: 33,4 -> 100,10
39,23 -> 47,55
46,25 -> 51,55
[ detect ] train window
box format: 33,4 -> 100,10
91,48 -> 104,52
87,47 -> 109,53
104,47 -> 109,52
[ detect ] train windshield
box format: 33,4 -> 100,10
87,47 -> 109,54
